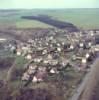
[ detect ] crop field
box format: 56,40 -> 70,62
16,19 -> 53,28
0,8 -> 99,29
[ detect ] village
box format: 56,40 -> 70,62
0,29 -> 99,86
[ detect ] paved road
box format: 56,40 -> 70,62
69,68 -> 90,100
80,57 -> 99,100
69,57 -> 99,100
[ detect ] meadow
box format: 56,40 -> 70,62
0,8 -> 99,29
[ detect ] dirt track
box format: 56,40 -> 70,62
80,58 -> 99,100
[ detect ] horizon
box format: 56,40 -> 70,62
0,8 -> 99,10
0,0 -> 99,9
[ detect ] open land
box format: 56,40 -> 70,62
0,9 -> 99,100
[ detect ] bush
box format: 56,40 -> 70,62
16,88 -> 53,100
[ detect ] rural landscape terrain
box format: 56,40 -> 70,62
0,8 -> 99,100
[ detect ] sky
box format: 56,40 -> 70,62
0,0 -> 99,9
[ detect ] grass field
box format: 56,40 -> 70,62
0,8 -> 99,29
16,19 -> 53,28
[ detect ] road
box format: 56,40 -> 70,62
79,57 -> 99,100
69,57 -> 99,100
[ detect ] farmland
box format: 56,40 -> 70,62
16,19 -> 53,28
22,15 -> 78,32
0,8 -> 99,29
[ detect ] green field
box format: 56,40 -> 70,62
16,19 -> 53,28
0,8 -> 99,29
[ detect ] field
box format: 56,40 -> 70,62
0,8 -> 99,29
16,19 -> 53,28
0,8 -> 99,100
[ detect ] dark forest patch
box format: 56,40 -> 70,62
22,15 -> 79,32
16,88 -> 54,100
0,88 -> 55,100
0,80 -> 4,88
0,57 -> 15,69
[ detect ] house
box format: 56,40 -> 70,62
49,36 -> 54,40
43,59 -> 49,64
62,42 -> 65,46
32,68 -> 46,83
45,42 -> 49,46
47,54 -> 53,60
49,60 -> 58,66
72,55 -> 82,61
29,64 -> 37,70
81,58 -> 87,64
27,69 -> 36,75
16,49 -> 22,56
27,64 -> 37,75
94,48 -> 99,52
90,31 -> 94,37
0,38 -> 7,42
22,46 -> 28,51
10,45 -> 16,52
79,42 -> 84,48
50,44 -> 53,48
38,67 -> 46,72
50,68 -> 58,74
27,39 -> 34,43
61,60 -> 69,67
25,53 -> 32,60
57,47 -> 62,52
32,76 -> 38,83
69,45 -> 74,50
88,42 -> 92,47
42,49 -> 47,55
91,45 -> 99,52
57,43 -> 61,47
22,72 -> 30,81
34,57 -> 42,63
85,53 -> 90,59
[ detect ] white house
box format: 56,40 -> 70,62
25,54 -> 32,60
49,60 -> 58,66
29,64 -> 37,70
57,47 -> 61,52
32,76 -> 38,83
79,42 -> 84,48
22,72 -> 30,81
85,53 -> 90,59
34,57 -> 42,63
43,59 -> 49,64
81,58 -> 87,64
0,38 -> 7,42
47,54 -> 53,60
50,68 -> 58,74
42,49 -> 47,55
69,45 -> 74,50
16,50 -> 21,56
